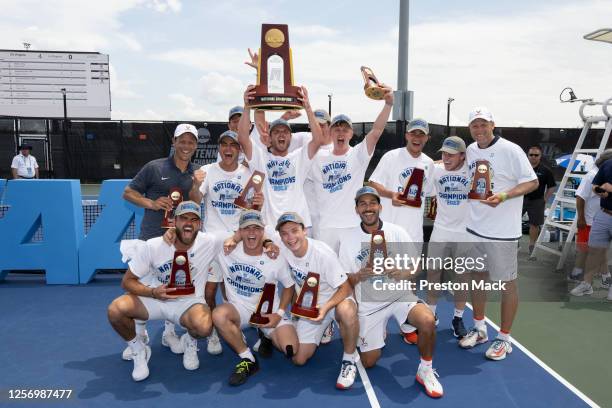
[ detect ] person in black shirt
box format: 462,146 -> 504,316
523,145 -> 556,255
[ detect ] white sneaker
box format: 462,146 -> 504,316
458,327 -> 488,349
131,345 -> 151,382
181,333 -> 199,370
207,328 -> 222,355
416,365 -> 443,398
321,322 -> 334,345
569,281 -> 593,296
485,339 -> 513,360
601,274 -> 611,289
607,286 -> 612,301
162,330 -> 184,354
122,331 -> 149,361
335,360 -> 357,390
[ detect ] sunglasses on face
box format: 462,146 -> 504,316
529,154 -> 540,157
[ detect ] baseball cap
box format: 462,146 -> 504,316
219,130 -> 239,143
406,118 -> 429,134
354,186 -> 381,203
174,123 -> 198,140
269,118 -> 291,132
174,201 -> 201,218
314,109 -> 331,124
468,107 -> 494,124
239,210 -> 265,228
330,114 -> 352,128
438,136 -> 466,154
275,212 -> 305,231
228,106 -> 243,120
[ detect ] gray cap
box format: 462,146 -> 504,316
174,201 -> 201,218
228,106 -> 244,120
219,130 -> 239,143
330,114 -> 353,128
354,186 -> 381,203
406,118 -> 429,134
314,109 -> 331,124
438,136 -> 466,154
269,118 -> 291,132
275,212 -> 305,231
239,210 -> 264,228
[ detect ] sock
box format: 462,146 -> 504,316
571,268 -> 583,276
238,348 -> 255,362
497,330 -> 510,341
127,336 -> 144,353
603,272 -> 611,279
135,320 -> 146,336
453,308 -> 464,318
342,351 -> 357,363
164,320 -> 175,333
428,304 -> 437,314
419,356 -> 433,369
474,316 -> 486,331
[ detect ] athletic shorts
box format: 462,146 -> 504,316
576,225 -> 591,252
588,209 -> 612,248
357,301 -> 422,353
522,198 -> 545,226
428,228 -> 471,261
230,301 -> 292,337
139,296 -> 206,328
293,297 -> 356,345
465,234 -> 518,282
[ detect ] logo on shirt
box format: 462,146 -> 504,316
289,265 -> 307,287
211,180 -> 243,215
266,158 -> 296,191
437,174 -> 470,206
321,160 -> 352,193
227,262 -> 265,298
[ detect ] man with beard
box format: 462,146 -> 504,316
338,186 -> 442,398
211,210 -> 297,386
108,201 -> 219,381
237,85 -> 323,231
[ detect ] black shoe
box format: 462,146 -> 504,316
452,317 -> 468,339
434,313 -> 439,327
228,357 -> 259,386
257,329 -> 273,358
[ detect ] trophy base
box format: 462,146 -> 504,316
249,314 -> 270,327
168,286 -> 195,296
250,86 -> 304,111
233,197 -> 261,211
468,192 -> 493,200
291,305 -> 319,319
398,198 -> 422,208
365,86 -> 385,100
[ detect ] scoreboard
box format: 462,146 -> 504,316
0,50 -> 111,119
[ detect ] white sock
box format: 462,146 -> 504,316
603,272 -> 611,278
128,336 -> 144,353
571,268 -> 583,276
342,351 -> 357,363
428,304 -> 437,314
164,321 -> 175,333
474,317 -> 486,331
454,308 -> 464,318
419,357 -> 433,369
497,331 -> 510,341
135,320 -> 146,336
238,348 -> 255,362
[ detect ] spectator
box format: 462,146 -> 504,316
11,145 -> 39,179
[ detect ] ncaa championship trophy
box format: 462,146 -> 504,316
167,251 -> 195,295
234,170 -> 265,211
398,167 -> 425,207
468,160 -> 493,199
249,24 -> 303,110
162,187 -> 183,228
367,230 -> 388,275
249,283 -> 276,326
291,272 -> 320,319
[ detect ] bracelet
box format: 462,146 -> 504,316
499,192 -> 509,202
151,288 -> 156,299
275,308 -> 285,317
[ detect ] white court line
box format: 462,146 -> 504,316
356,359 -> 381,408
465,303 -> 600,408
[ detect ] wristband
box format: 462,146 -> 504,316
499,192 -> 509,202
275,308 -> 285,317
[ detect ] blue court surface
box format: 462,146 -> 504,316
0,273 -> 595,408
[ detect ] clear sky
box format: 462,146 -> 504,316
2,0 -> 612,127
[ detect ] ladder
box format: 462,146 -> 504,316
532,97 -> 612,269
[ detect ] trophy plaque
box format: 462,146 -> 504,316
398,167 -> 424,208
161,188 -> 183,228
468,160 -> 493,200
167,250 -> 195,295
360,66 -> 385,100
249,283 -> 276,326
234,170 -> 265,211
249,24 -> 303,111
291,272 -> 320,319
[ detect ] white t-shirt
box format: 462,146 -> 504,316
247,143 -> 313,227
11,153 -> 39,178
120,233 -> 223,298
369,149 -> 435,242
270,233 -> 348,307
200,162 -> 252,233
432,162 -> 470,234
466,137 -> 537,240
338,221 -> 417,316
214,242 -> 294,312
576,167 -> 600,226
310,140 -> 373,229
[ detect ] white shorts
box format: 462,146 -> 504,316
358,301 -> 421,353
318,227 -> 354,254
139,296 -> 206,328
465,233 -> 518,282
293,297 -> 356,345
428,228 -> 471,262
207,260 -> 223,283
230,301 -> 292,337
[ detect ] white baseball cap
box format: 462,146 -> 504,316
174,123 -> 198,140
468,107 -> 494,124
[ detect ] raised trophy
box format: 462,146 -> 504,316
468,160 -> 493,200
167,251 -> 195,295
360,66 -> 385,100
291,272 -> 320,319
398,167 -> 425,207
162,188 -> 183,228
249,24 -> 303,110
234,170 -> 265,211
249,283 -> 276,326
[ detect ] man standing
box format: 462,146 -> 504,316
108,201 -> 217,381
11,145 -> 39,179
459,107 -> 538,360
339,186 -> 442,398
523,145 -> 556,256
